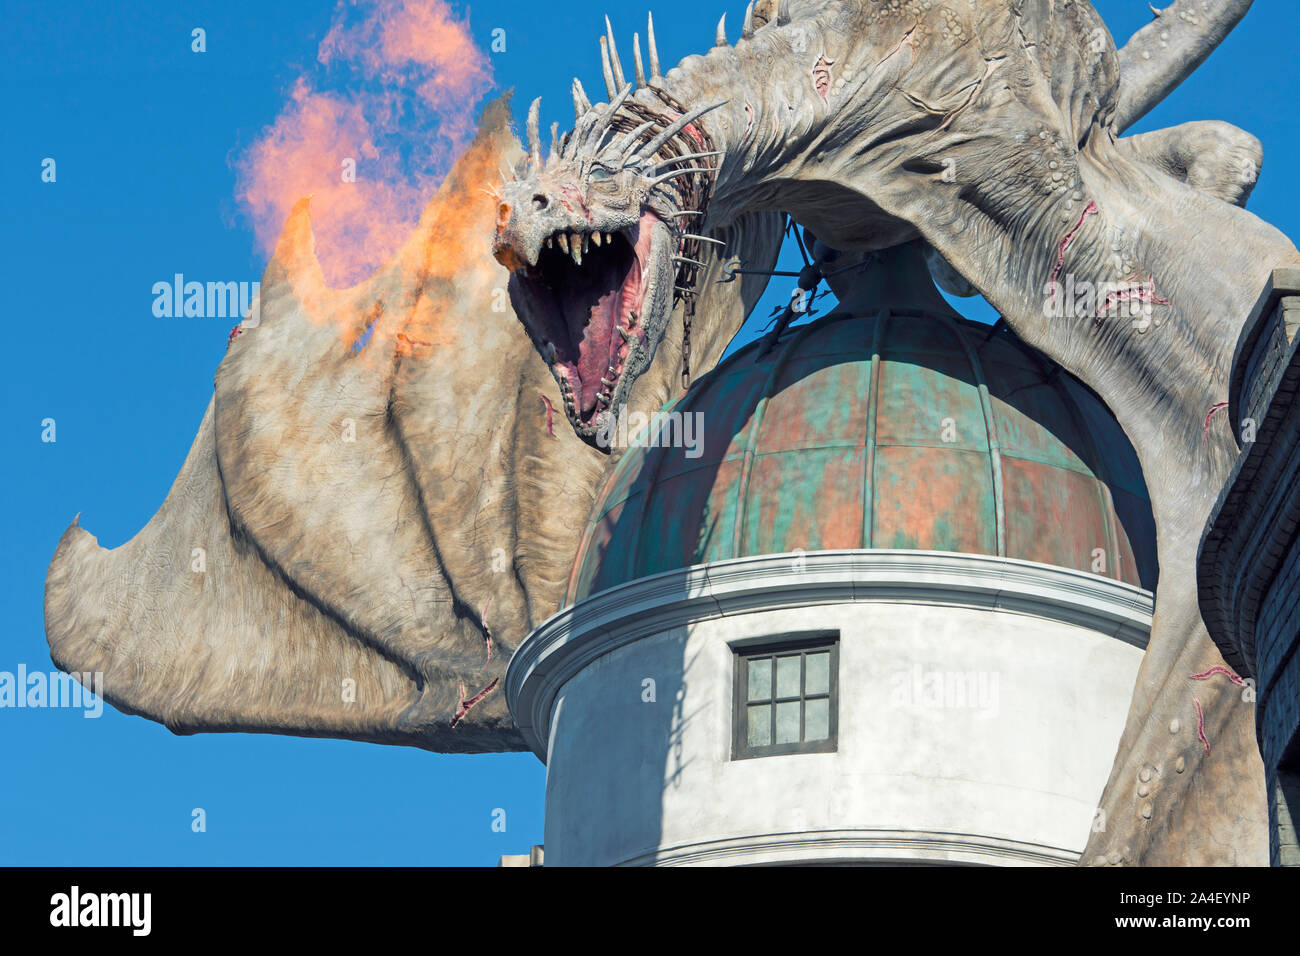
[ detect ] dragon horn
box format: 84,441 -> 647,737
640,100 -> 728,157
632,32 -> 646,88
589,83 -> 635,149
526,97 -> 543,168
777,0 -> 792,26
549,121 -> 561,162
572,77 -> 591,121
742,2 -> 755,39
605,16 -> 626,89
646,166 -> 713,188
654,150 -> 723,167
715,13 -> 728,47
647,12 -> 661,79
600,36 -> 617,99
616,120 -> 656,158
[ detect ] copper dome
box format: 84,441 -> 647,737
567,307 -> 1157,604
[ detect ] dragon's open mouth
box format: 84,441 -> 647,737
514,210 -> 660,428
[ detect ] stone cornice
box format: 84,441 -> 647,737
618,827 -> 1078,867
1199,329 -> 1300,681
508,550 -> 1153,759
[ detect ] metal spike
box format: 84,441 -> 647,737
673,255 -> 708,268
615,120 -> 656,158
526,97 -> 543,168
715,13 -> 728,47
605,17 -> 626,89
640,101 -> 728,158
590,83 -> 634,147
777,0 -> 791,26
572,78 -> 591,121
632,33 -> 646,88
654,150 -> 723,168
682,233 -> 726,247
647,12 -> 661,78
646,166 -> 713,188
600,36 -> 617,99
742,2 -> 755,38
667,210 -> 705,218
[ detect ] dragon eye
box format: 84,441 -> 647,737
589,166 -> 613,182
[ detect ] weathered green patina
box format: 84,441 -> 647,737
568,309 -> 1157,603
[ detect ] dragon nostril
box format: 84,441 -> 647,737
532,193 -> 549,211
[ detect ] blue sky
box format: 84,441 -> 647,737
2,0 -> 1298,865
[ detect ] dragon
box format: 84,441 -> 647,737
45,0 -> 1297,865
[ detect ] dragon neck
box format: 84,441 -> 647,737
635,7 -> 857,230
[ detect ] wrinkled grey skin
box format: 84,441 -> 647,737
499,0 -> 1297,864
45,0 -> 1292,865
43,99 -> 781,754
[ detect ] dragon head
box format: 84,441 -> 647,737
493,85 -> 723,447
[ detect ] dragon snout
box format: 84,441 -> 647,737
492,184 -> 565,273
492,202 -> 529,273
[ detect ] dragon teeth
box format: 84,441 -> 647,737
592,232 -> 603,247
545,237 -> 553,249
617,326 -> 632,341
557,234 -> 569,254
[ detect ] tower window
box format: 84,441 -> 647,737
732,635 -> 838,759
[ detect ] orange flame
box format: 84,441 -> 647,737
235,0 -> 493,289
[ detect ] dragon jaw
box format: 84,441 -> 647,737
493,88 -> 723,448
504,208 -> 676,438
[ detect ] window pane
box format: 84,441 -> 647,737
805,698 -> 830,741
805,652 -> 830,695
776,655 -> 801,698
775,701 -> 801,744
747,704 -> 772,747
747,658 -> 771,702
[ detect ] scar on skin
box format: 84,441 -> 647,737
1097,274 -> 1171,323
227,325 -> 243,349
1190,663 -> 1243,685
812,54 -> 834,102
451,677 -> 500,729
1193,696 -> 1210,755
744,100 -> 755,140
481,597 -> 494,664
396,332 -> 432,350
1047,201 -> 1098,310
541,393 -> 557,436
1201,402 -> 1229,441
